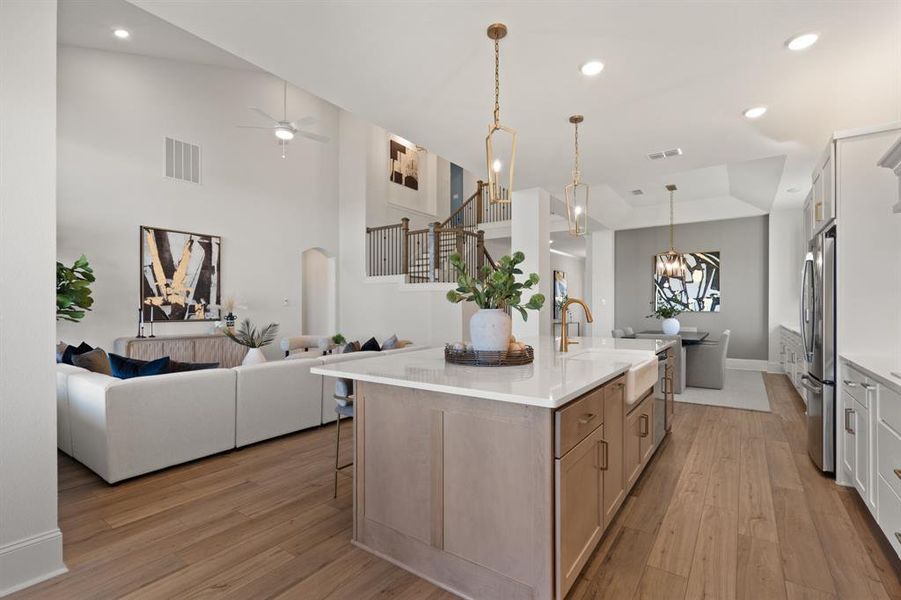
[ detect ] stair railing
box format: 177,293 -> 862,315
365,217 -> 409,276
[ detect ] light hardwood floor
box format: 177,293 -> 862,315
14,374 -> 901,599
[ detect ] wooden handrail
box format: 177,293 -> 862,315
441,180 -> 485,229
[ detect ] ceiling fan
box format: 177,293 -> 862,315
237,80 -> 329,158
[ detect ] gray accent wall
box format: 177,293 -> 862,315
614,215 -> 769,360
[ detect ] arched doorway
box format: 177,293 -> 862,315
301,247 -> 337,335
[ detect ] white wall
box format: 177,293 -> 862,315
584,228 -> 615,337
56,47 -> 339,358
337,111 -> 463,345
301,248 -> 335,336
511,188 -> 551,339
0,1 -> 67,594
767,208 -> 803,370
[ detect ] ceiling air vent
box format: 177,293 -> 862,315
631,189 -> 644,196
647,147 -> 683,161
165,137 -> 201,184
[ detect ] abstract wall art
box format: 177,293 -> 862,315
140,226 -> 221,321
654,251 -> 720,312
389,137 -> 419,190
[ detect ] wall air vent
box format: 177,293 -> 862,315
631,189 -> 644,196
165,137 -> 201,184
647,147 -> 683,161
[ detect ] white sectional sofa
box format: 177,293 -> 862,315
57,344 -> 425,483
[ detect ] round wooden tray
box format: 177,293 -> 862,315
444,344 -> 534,367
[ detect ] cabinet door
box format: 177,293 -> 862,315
556,425 -> 605,599
803,191 -> 814,242
602,382 -> 625,523
821,153 -> 834,223
639,398 -> 655,465
625,404 -> 643,490
842,404 -> 857,482
854,399 -> 871,506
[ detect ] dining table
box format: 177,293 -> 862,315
630,330 -> 710,345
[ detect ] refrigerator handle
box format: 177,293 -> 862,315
799,253 -> 814,362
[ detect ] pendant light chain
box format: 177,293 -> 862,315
669,188 -> 675,251
573,120 -> 580,182
493,37 -> 501,126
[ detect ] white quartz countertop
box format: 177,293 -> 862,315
841,354 -> 901,394
311,336 -> 674,409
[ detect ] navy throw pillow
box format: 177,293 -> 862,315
361,337 -> 380,352
62,342 -> 93,365
108,353 -> 171,379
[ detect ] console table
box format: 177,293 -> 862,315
113,334 -> 247,368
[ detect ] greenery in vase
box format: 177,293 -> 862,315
445,251 -> 545,321
332,333 -> 347,346
647,305 -> 682,319
224,318 -> 279,348
56,255 -> 95,322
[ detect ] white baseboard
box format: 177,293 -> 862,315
766,361 -> 784,374
0,529 -> 66,597
726,358 -> 769,372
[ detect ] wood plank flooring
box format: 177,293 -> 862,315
14,374 -> 901,599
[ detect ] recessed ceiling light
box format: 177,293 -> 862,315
113,28 -> 130,39
580,61 -> 604,76
743,106 -> 767,119
786,33 -> 818,51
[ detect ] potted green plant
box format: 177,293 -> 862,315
224,318 -> 279,365
56,255 -> 95,322
332,333 -> 347,346
446,251 -> 545,351
647,304 -> 683,335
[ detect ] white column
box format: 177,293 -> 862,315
0,0 -> 66,595
584,228 -> 615,337
510,188 -> 550,339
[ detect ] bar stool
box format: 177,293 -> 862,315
333,387 -> 355,498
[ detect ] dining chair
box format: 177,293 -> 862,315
611,328 -> 624,338
623,326 -> 634,336
686,330 -> 731,389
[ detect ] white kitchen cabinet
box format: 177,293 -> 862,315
779,326 -> 805,402
811,143 -> 835,234
853,397 -> 871,505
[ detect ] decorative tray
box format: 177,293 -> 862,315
444,344 -> 534,367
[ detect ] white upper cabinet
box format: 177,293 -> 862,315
811,142 -> 836,234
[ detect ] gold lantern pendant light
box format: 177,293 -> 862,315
655,184 -> 691,281
564,115 -> 589,236
485,23 -> 517,204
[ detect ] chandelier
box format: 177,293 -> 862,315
564,115 -> 589,236
485,23 -> 516,204
655,184 -> 691,281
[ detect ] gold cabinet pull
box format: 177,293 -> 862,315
599,440 -> 609,471
578,413 -> 596,425
639,414 -> 649,437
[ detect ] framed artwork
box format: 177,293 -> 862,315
553,270 -> 568,319
140,226 -> 221,321
654,251 -> 720,312
389,138 -> 419,190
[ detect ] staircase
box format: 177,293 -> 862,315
365,181 -> 511,283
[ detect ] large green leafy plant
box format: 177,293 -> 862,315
648,305 -> 682,319
56,255 -> 95,322
445,251 -> 545,321
225,319 -> 279,348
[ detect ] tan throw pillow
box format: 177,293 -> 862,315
72,347 -> 112,376
397,340 -> 413,348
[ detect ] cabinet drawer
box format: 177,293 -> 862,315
556,383 -> 608,458
876,475 -> 901,557
879,384 -> 901,436
877,421 -> 901,500
842,363 -> 872,406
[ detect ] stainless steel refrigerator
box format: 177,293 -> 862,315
800,221 -> 836,472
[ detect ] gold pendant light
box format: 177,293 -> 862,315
655,184 -> 691,281
485,23 -> 516,204
564,115 -> 589,236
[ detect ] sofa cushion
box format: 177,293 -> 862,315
108,353 -> 171,379
72,347 -> 112,375
361,337 -> 380,352
167,359 -> 220,373
381,334 -> 399,350
61,341 -> 93,365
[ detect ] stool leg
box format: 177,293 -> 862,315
333,413 -> 341,498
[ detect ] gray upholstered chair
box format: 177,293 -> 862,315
623,326 -> 635,336
634,333 -> 686,394
686,330 -> 731,390
611,328 -> 624,338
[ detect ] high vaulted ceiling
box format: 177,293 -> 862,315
124,1 -> 900,227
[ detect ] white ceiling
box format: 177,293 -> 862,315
58,0 -> 257,71
108,1 -> 901,227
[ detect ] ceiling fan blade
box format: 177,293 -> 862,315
236,125 -> 274,129
248,106 -> 279,124
292,116 -> 318,127
297,130 -> 329,143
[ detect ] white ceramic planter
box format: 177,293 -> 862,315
661,318 -> 681,335
242,347 -> 267,366
469,309 -> 512,352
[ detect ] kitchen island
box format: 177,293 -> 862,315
311,336 -> 675,600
